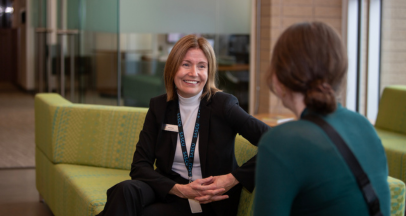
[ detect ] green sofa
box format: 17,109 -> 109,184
375,86 -> 406,185
35,93 -> 405,216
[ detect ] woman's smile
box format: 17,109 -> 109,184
183,80 -> 199,84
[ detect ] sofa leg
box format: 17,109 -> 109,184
39,194 -> 54,215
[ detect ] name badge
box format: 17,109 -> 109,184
163,124 -> 178,132
188,199 -> 203,213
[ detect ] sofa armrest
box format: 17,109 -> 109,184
35,93 -> 148,169
35,93 -> 72,161
388,176 -> 405,215
235,134 -> 258,166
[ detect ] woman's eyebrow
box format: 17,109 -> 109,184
182,59 -> 208,64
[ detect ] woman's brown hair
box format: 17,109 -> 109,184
268,21 -> 348,114
164,35 -> 220,101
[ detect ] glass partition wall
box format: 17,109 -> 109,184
380,0 -> 406,91
346,0 -> 406,122
79,0 -> 119,105
33,0 -> 251,111
119,0 -> 251,111
120,33 -> 250,110
33,0 -> 120,105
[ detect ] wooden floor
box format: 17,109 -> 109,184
0,82 -> 121,215
0,168 -> 54,216
0,82 -> 36,168
0,82 -> 124,215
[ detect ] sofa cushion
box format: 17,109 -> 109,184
53,164 -> 130,216
36,146 -> 130,216
376,128 -> 406,181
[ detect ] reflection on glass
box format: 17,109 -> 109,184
121,34 -> 166,107
216,34 -> 250,111
33,0 -> 251,108
72,0 -> 119,106
119,0 -> 251,110
121,33 -> 250,112
31,0 -> 120,106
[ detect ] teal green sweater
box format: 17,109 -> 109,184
254,105 -> 390,216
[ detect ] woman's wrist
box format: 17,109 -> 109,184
227,173 -> 239,188
169,184 -> 186,198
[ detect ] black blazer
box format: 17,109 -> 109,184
130,92 -> 270,216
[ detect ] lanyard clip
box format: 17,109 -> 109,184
188,176 -> 192,183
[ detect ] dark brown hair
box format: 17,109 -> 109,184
268,22 -> 348,114
164,35 -> 220,101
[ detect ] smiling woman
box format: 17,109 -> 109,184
96,34 -> 270,216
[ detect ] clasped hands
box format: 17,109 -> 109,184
170,173 -> 239,204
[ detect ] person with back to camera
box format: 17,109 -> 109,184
253,21 -> 390,216
96,35 -> 270,216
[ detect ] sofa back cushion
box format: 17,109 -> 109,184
375,85 -> 406,135
51,104 -> 147,170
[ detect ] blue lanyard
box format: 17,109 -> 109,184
177,102 -> 201,183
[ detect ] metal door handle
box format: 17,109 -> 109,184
35,28 -> 53,33
57,29 -> 79,99
57,29 -> 79,35
35,28 -> 53,93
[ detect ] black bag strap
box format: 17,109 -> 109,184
302,115 -> 383,216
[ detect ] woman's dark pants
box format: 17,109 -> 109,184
96,180 -> 217,216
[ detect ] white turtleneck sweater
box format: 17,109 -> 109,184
171,90 -> 203,181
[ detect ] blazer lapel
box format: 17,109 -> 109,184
199,97 -> 211,178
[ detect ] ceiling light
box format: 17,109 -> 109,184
5,7 -> 13,13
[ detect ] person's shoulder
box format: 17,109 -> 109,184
208,92 -> 239,114
210,91 -> 237,103
343,107 -> 370,123
148,94 -> 169,111
264,120 -> 317,139
149,93 -> 168,106
259,120 -> 324,151
150,93 -> 167,103
334,105 -> 374,130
